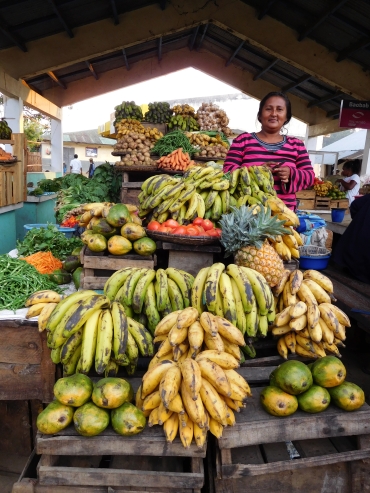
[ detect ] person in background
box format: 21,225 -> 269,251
333,194 -> 370,284
70,154 -> 82,175
88,158 -> 95,178
63,162 -> 67,174
336,159 -> 361,205
223,91 -> 315,210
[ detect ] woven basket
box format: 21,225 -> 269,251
299,246 -> 331,258
145,229 -> 219,245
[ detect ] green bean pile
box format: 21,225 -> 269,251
0,255 -> 63,311
152,130 -> 197,156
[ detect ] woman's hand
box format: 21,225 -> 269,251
274,165 -> 291,183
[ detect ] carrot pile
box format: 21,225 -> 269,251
157,148 -> 195,171
23,251 -> 63,274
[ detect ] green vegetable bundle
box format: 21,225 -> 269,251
152,130 -> 197,157
0,255 -> 63,311
16,225 -> 83,261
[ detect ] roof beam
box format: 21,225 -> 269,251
257,0 -> 278,20
337,36 -> 370,62
47,0 -> 73,38
327,109 -> 340,118
158,36 -> 162,62
282,74 -> 311,93
298,0 -> 349,41
122,49 -> 130,70
110,0 -> 119,25
188,26 -> 200,51
0,14 -> 27,52
307,91 -> 343,108
253,57 -> 278,80
225,40 -> 244,67
47,71 -> 66,89
84,60 -> 98,80
197,23 -> 208,51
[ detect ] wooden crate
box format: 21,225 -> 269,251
163,242 -> 222,277
297,198 -> 315,210
213,386 -> 370,493
0,134 -> 25,207
330,198 -> 349,209
0,320 -> 55,402
314,197 -> 331,210
296,189 -> 316,199
80,246 -> 155,289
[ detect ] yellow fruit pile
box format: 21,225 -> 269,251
314,181 -> 332,197
136,307 -> 251,448
272,270 -> 350,360
185,132 -> 229,149
270,226 -> 303,261
115,119 -> 163,140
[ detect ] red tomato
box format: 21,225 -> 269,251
192,217 -> 204,226
147,221 -> 161,231
172,226 -> 187,235
202,219 -> 214,231
215,228 -> 222,238
157,225 -> 172,233
205,229 -> 219,237
163,219 -> 179,228
193,225 -> 206,235
185,226 -> 199,236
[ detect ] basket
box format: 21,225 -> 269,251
298,245 -> 331,270
299,246 -> 331,257
145,229 -> 219,245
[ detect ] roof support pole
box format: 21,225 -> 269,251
3,95 -> 23,154
122,49 -> 130,70
197,23 -> 208,51
158,37 -> 162,61
361,130 -> 370,176
253,58 -> 278,80
225,40 -> 244,66
298,0 -> 349,41
50,117 -> 63,173
188,25 -> 200,51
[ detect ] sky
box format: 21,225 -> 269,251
62,68 -> 307,137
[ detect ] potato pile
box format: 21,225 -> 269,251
114,132 -> 158,167
116,120 -> 163,140
185,132 -> 229,149
196,103 -> 232,136
194,145 -> 228,159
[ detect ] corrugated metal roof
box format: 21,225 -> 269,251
43,128 -> 116,145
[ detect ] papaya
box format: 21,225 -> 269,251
121,223 -> 146,241
328,382 -> 365,411
73,402 -> 110,436
37,400 -> 74,434
102,204 -> 112,218
54,374 -> 93,407
133,237 -> 156,256
311,356 -> 346,388
72,266 -> 83,290
62,255 -> 82,273
297,385 -> 331,413
92,218 -> 117,237
260,386 -> 298,417
107,235 -> 132,255
88,216 -> 102,230
106,204 -> 131,228
307,362 -> 315,372
49,269 -> 72,285
81,230 -> 94,243
269,367 -> 278,387
71,246 -> 83,256
92,377 -> 134,409
111,402 -> 146,436
87,233 -> 107,252
274,360 -> 313,395
130,213 -> 142,225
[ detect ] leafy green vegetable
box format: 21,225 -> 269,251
16,225 -> 83,260
152,130 -> 197,156
0,254 -> 63,311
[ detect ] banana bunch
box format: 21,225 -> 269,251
24,290 -> 63,332
103,267 -> 194,334
167,115 -> 199,131
44,290 -> 154,376
136,307 -> 251,447
192,263 -> 275,356
270,226 -> 303,260
172,104 -> 196,117
272,269 -> 350,360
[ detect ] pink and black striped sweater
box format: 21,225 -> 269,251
223,133 -> 315,210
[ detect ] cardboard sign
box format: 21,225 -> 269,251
339,100 -> 370,129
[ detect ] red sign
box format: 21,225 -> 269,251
339,100 -> 370,129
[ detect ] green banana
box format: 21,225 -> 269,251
125,331 -> 139,361
141,175 -> 158,194
212,180 -> 230,191
257,314 -> 268,337
111,300 -> 129,363
204,190 -> 218,210
211,194 -> 222,221
95,309 -> 113,374
167,278 -> 184,312
204,263 -> 225,313
245,296 -> 258,337
230,278 -> 247,334
240,167 -> 250,186
63,345 -> 82,376
132,269 -> 156,314
220,190 -> 230,214
80,309 -> 101,374
60,329 -> 83,364
196,194 -> 206,218
104,267 -> 136,301
219,273 -> 237,326
155,269 -> 169,312
184,193 -> 199,220
144,282 -> 161,334
226,265 -> 255,314
166,268 -> 191,308
122,268 -> 148,307
241,342 -> 256,359
239,266 -> 273,316
144,329 -> 154,356
128,317 -> 149,356
105,359 -> 119,377
50,347 -> 61,364
62,295 -> 110,339
229,168 -> 240,189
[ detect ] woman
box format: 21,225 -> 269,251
88,158 -> 95,178
223,92 -> 315,210
336,159 -> 361,205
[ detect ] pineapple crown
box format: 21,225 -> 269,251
219,205 -> 290,257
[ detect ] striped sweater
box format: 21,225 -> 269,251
223,133 -> 315,210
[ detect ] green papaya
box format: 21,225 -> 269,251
72,267 -> 83,289
49,269 -> 72,285
106,204 -> 131,228
62,255 -> 82,273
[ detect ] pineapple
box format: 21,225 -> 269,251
220,205 -> 289,287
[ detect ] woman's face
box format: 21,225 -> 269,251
259,96 -> 288,133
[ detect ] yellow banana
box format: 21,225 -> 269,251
296,333 -> 315,353
295,344 -> 318,359
209,418 -> 223,438
200,312 -> 218,337
302,279 -> 331,304
141,360 -> 176,399
284,332 -> 296,353
179,414 -> 194,449
173,341 -> 189,362
283,282 -> 296,307
297,283 -> 318,306
334,337 -> 346,348
25,290 -> 62,306
167,393 -> 185,414
153,335 -> 167,344
204,331 -> 225,352
80,309 -> 102,374
154,311 -> 181,336
191,267 -> 210,315
322,342 -> 341,357
168,324 -> 188,347
221,337 -> 241,360
277,337 -> 288,359
307,303 -> 320,329
272,325 -> 292,336
308,322 -> 322,343
224,369 -> 251,396
318,305 -> 339,333
224,396 -> 241,412
157,401 -> 173,425
26,302 -> 50,319
180,358 -> 202,401
319,318 -> 334,344
215,316 -> 245,346
283,233 -> 298,250
197,358 -> 231,397
274,306 -> 292,327
177,307 -> 199,329
292,228 -> 303,246
38,302 -> 58,332
159,365 -> 182,408
289,314 -> 307,332
200,378 -> 227,425
142,390 -> 161,411
289,270 -> 303,295
179,411 -> 189,428
289,301 -> 307,319
181,380 -> 205,426
303,270 -> 333,293
148,407 -> 159,427
188,321 -> 204,354
336,323 -> 347,342
193,421 -> 207,448
226,406 -> 236,426
163,411 -> 179,443
290,247 -> 300,259
195,350 -> 240,369
321,303 -> 351,327
311,341 -> 326,358
272,270 -> 291,296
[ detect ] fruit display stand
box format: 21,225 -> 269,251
296,190 -> 316,211
314,196 -> 331,211
0,134 -> 26,207
212,384 -> 370,493
14,377 -> 205,493
330,198 -> 350,212
80,246 -> 156,290
163,241 -> 222,277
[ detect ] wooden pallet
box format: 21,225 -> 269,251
314,196 -> 331,210
162,241 -> 222,277
80,246 -> 155,289
212,386 -> 370,493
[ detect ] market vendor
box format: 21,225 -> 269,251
223,91 -> 315,210
336,159 -> 361,205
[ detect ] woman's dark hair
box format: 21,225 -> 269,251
257,92 -> 292,125
343,159 -> 361,175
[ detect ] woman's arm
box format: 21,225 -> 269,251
336,179 -> 357,191
279,140 -> 315,194
223,134 -> 245,173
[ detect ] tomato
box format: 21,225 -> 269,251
157,225 -> 173,233
185,226 -> 199,236
147,221 -> 161,231
205,229 -> 219,237
215,228 -> 222,237
193,225 -> 206,235
202,219 -> 214,231
172,226 -> 187,235
163,219 -> 179,228
192,217 -> 204,227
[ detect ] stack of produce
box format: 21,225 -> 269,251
103,267 -> 194,334
79,203 -> 156,256
314,179 -> 333,196
172,104 -> 196,117
0,118 -> 12,139
196,103 -> 232,136
114,134 -> 158,167
0,148 -> 15,162
185,132 -> 229,149
114,101 -> 143,124
37,374 -> 146,437
24,290 -> 63,332
28,178 -> 61,196
147,217 -> 221,237
167,114 -> 199,132
272,269 -> 350,359
157,148 -> 195,171
327,185 -> 347,200
145,102 -> 173,123
115,119 -> 163,140
136,307 -> 250,445
42,290 -> 154,376
152,130 -> 196,157
261,358 -> 364,417
193,144 -> 228,159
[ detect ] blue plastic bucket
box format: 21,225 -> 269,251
299,254 -> 330,270
331,208 -> 346,223
23,224 -> 76,238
